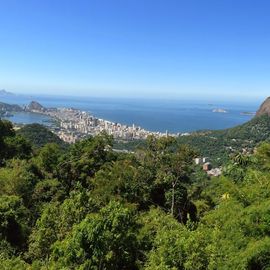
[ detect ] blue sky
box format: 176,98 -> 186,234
0,0 -> 269,100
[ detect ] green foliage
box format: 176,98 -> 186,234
51,201 -> 139,270
0,256 -> 28,270
17,123 -> 66,149
140,208 -> 214,270
254,141 -> 270,169
57,132 -> 116,190
116,115 -> 270,167
0,101 -> 22,112
35,143 -> 62,175
1,119 -> 270,269
0,120 -> 14,138
0,195 -> 29,250
4,135 -> 32,160
28,187 -> 95,261
0,120 -> 32,164
113,138 -> 146,151
31,178 -> 65,215
177,114 -> 270,166
0,160 -> 40,207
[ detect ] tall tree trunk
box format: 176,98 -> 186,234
171,181 -> 176,216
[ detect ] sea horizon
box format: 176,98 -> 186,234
0,93 -> 260,133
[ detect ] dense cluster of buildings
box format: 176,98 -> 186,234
29,105 -> 179,143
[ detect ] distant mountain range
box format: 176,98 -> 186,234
0,100 -> 45,112
0,89 -> 15,96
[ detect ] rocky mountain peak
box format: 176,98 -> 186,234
28,101 -> 45,111
256,97 -> 270,117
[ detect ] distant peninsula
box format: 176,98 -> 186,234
240,111 -> 256,116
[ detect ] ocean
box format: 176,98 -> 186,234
0,94 -> 260,133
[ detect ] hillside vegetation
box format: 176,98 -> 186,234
17,124 -> 67,149
1,119 -> 270,269
177,114 -> 270,165
0,102 -> 22,117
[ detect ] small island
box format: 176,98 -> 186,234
212,108 -> 228,113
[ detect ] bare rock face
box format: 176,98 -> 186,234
28,101 -> 45,111
256,97 -> 270,117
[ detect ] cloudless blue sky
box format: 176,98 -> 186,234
0,0 -> 269,100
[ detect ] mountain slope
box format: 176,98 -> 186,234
0,101 -> 22,112
177,115 -> 270,165
256,97 -> 270,117
17,124 -> 67,148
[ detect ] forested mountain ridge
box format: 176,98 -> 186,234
177,114 -> 270,165
1,118 -> 270,269
0,101 -> 22,112
114,114 -> 270,166
17,124 -> 67,149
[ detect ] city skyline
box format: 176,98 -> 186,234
0,0 -> 270,100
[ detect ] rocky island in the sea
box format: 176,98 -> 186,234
212,108 -> 228,113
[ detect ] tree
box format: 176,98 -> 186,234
36,143 -> 62,176
0,256 -> 28,270
144,138 -> 197,222
0,120 -> 15,164
254,142 -> 270,170
4,135 -> 32,160
51,201 -> 139,270
0,120 -> 14,135
0,159 -> 41,208
31,178 -> 66,216
28,187 -> 96,261
0,195 -> 29,251
57,132 -> 116,191
91,158 -> 153,209
0,120 -> 32,164
140,208 -> 216,270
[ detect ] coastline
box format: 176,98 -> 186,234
6,104 -> 180,143
0,96 -> 256,139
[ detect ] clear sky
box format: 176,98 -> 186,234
0,0 -> 269,100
